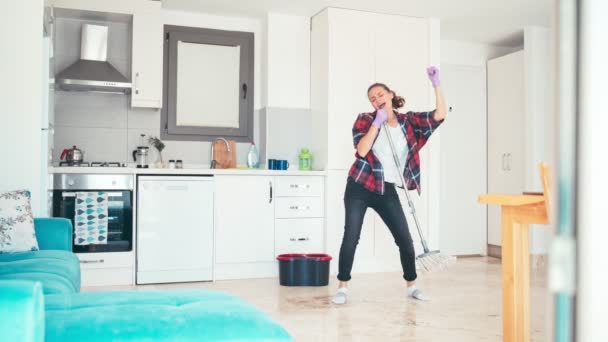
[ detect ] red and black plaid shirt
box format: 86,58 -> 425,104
348,110 -> 443,195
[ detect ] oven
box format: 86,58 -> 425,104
51,174 -> 134,253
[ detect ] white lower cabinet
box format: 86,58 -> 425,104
77,252 -> 134,287
214,175 -> 275,264
275,218 -> 324,255
214,174 -> 325,280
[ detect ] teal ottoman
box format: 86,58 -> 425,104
45,289 -> 293,341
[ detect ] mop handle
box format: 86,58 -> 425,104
381,122 -> 431,253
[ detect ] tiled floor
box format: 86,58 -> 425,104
84,257 -> 550,341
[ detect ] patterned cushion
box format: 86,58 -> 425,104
0,190 -> 39,253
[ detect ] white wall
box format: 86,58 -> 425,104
442,38 -> 553,255
441,40 -> 518,66
0,2 -> 44,215
266,13 -> 310,109
578,1 -> 608,340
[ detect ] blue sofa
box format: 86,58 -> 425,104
0,219 -> 292,341
0,218 -> 80,294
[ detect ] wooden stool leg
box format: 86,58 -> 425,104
501,206 -> 531,342
501,206 -> 516,342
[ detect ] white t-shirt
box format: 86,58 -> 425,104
372,123 -> 409,185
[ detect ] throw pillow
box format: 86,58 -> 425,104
0,190 -> 39,253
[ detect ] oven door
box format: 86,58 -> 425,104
52,190 -> 133,253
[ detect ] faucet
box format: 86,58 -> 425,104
210,137 -> 230,169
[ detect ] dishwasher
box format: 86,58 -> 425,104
136,175 -> 214,284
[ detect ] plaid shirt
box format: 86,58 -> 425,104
348,110 -> 443,195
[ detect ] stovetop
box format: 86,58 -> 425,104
58,161 -> 127,167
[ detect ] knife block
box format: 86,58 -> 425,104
212,140 -> 236,169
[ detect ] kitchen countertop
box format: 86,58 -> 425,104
49,166 -> 327,176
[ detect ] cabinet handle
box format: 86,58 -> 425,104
269,181 -> 273,203
502,153 -> 507,171
290,184 -> 311,189
289,205 -> 311,210
242,83 -> 247,99
290,237 -> 310,242
80,259 -> 104,264
134,72 -> 140,95
507,153 -> 512,171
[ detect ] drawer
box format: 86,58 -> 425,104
275,218 -> 324,255
275,176 -> 324,197
81,267 -> 133,287
275,197 -> 323,218
77,252 -> 134,269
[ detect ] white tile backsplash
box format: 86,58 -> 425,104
54,127 -> 127,163
261,107 -> 312,167
55,92 -> 128,128
127,108 -> 161,130
55,101 -> 262,166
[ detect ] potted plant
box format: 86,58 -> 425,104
148,136 -> 166,168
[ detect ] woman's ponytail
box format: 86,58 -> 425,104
391,91 -> 405,109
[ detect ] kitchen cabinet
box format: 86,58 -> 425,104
487,51 -> 526,247
214,174 -> 326,280
131,11 -> 163,108
136,176 -> 214,284
273,176 -> 325,256
214,175 -> 275,264
77,252 -> 134,287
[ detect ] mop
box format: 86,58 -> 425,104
382,122 -> 456,272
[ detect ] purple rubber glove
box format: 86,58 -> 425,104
426,66 -> 440,87
372,108 -> 388,128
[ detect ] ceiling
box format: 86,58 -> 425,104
161,0 -> 553,47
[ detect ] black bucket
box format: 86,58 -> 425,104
277,254 -> 332,286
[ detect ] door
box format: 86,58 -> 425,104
137,176 -> 214,284
214,175 -> 275,264
487,51 -> 526,247
438,65 -> 487,256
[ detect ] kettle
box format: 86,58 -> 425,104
60,145 -> 84,163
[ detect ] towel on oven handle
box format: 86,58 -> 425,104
74,192 -> 108,246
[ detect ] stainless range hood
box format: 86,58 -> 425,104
56,24 -> 131,94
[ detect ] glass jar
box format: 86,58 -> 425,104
298,148 -> 312,170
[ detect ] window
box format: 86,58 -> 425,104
161,25 -> 254,141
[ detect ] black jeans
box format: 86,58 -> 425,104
337,178 -> 417,282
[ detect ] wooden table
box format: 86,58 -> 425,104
478,163 -> 550,342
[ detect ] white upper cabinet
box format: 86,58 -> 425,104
131,11 -> 163,108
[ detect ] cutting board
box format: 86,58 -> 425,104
212,140 -> 236,169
